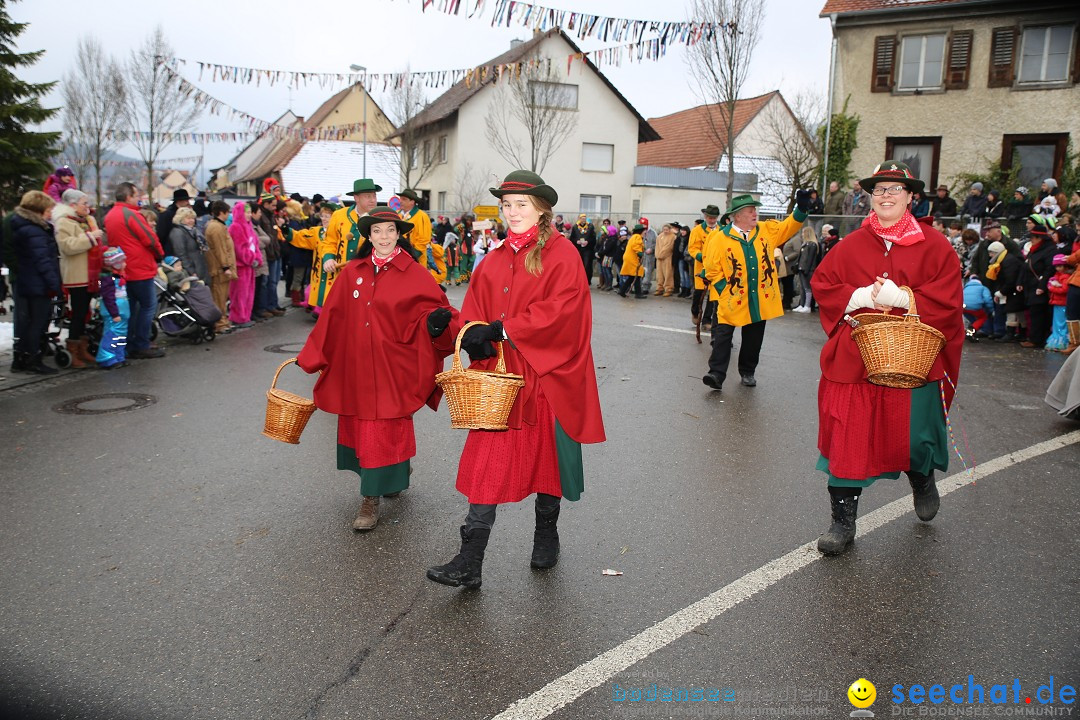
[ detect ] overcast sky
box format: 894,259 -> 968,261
12,0 -> 832,181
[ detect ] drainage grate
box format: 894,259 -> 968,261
53,393 -> 158,416
264,342 -> 306,355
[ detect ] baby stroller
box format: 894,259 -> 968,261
44,298 -> 74,368
154,275 -> 220,343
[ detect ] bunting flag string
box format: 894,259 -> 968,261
410,0 -> 729,45
103,155 -> 203,167
103,129 -> 255,145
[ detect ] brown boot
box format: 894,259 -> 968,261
1064,321 -> 1080,356
352,496 -> 380,531
76,337 -> 96,365
65,339 -> 88,369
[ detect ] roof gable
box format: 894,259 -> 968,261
394,28 -> 660,143
820,0 -> 1010,16
636,92 -> 776,169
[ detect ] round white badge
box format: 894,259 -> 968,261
356,277 -> 363,285
352,290 -> 359,299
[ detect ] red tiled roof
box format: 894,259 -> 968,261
820,0 -> 993,16
635,92 -> 776,169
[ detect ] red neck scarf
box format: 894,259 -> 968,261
371,246 -> 401,268
506,224 -> 539,253
864,210 -> 925,246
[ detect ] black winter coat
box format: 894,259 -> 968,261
997,253 -> 1026,313
1022,239 -> 1056,306
11,209 -> 60,297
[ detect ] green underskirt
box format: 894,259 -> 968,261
336,444 -> 410,497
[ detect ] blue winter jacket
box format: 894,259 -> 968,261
11,209 -> 61,297
963,277 -> 993,313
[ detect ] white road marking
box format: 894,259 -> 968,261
634,323 -> 697,336
491,429 -> 1080,720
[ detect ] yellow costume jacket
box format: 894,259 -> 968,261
313,207 -> 366,307
702,211 -> 806,326
621,233 -> 645,277
287,225 -> 329,307
401,207 -> 444,283
688,222 -> 719,290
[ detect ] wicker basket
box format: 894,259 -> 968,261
262,358 -> 317,444
851,286 -> 946,389
436,321 -> 525,430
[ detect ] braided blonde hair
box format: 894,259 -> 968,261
524,196 -> 554,277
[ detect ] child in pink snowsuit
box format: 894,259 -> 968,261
228,201 -> 263,325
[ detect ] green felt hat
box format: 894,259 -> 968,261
396,188 -> 422,203
489,170 -> 559,206
632,224 -> 645,233
859,160 -> 925,194
701,204 -> 721,217
348,178 -> 382,196
356,206 -> 413,238
724,194 -> 762,216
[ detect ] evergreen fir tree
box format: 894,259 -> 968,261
0,3 -> 61,211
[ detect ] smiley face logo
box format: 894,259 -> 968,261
847,678 -> 876,709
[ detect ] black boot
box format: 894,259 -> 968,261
530,506 -> 560,569
10,351 -> 29,373
26,353 -> 58,375
426,525 -> 490,589
907,470 -> 939,522
817,487 -> 859,555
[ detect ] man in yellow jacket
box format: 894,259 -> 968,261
311,178 -> 380,310
396,189 -> 445,285
701,191 -> 809,391
688,204 -> 722,325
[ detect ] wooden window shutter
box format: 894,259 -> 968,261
945,30 -> 973,90
872,35 -> 896,92
1072,25 -> 1080,84
988,26 -> 1018,88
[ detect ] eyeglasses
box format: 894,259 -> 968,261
871,185 -> 908,197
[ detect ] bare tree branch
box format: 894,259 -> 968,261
686,0 -> 765,205
121,27 -> 200,199
61,36 -> 126,206
748,90 -> 823,210
451,161 -> 495,215
387,73 -> 439,188
484,56 -> 579,175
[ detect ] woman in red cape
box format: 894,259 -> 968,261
811,160 -> 963,555
296,207 -> 458,532
427,170 -> 605,589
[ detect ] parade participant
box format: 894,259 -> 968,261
227,201 -> 262,329
397,189 -> 443,284
618,223 -> 646,298
701,192 -> 808,391
427,170 -> 605,590
296,207 -> 458,531
688,205 -> 721,325
811,160 -> 964,555
287,203 -> 338,310
311,179 -> 381,312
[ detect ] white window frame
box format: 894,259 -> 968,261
437,191 -> 447,213
896,33 -> 947,91
438,135 -> 448,164
1017,25 -> 1075,85
579,194 -> 611,216
581,143 -> 614,173
529,81 -> 578,110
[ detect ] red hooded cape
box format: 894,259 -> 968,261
811,216 -> 964,404
297,251 -> 457,419
461,231 -> 605,444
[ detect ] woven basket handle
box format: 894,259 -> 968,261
900,285 -> 919,320
453,321 -> 507,374
271,358 -> 298,389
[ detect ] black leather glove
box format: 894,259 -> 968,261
794,189 -> 811,214
460,320 -> 504,361
427,307 -> 452,338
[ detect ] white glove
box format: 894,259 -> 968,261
846,285 -> 875,313
875,279 -> 910,309
994,291 -> 1005,304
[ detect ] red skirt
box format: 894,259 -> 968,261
817,377 -> 910,480
337,415 -> 415,469
456,390 -> 562,504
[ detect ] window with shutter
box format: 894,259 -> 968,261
988,26 -> 1018,88
872,35 -> 896,92
945,30 -> 973,90
1074,26 -> 1080,84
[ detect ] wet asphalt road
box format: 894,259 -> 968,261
0,283 -> 1077,720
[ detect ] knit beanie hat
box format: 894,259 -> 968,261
1053,254 -> 1068,265
103,247 -> 126,267
987,241 -> 1006,255
162,255 -> 179,266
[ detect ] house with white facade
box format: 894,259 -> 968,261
392,29 -> 660,220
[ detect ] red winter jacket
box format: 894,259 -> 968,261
104,202 -> 163,281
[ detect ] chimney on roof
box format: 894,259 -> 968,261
510,38 -> 524,50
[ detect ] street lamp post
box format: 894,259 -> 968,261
349,64 -> 368,177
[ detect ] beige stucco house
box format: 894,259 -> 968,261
392,29 -> 660,220
822,0 -> 1080,191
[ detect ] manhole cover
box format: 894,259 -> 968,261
264,342 -> 306,355
53,393 -> 158,416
